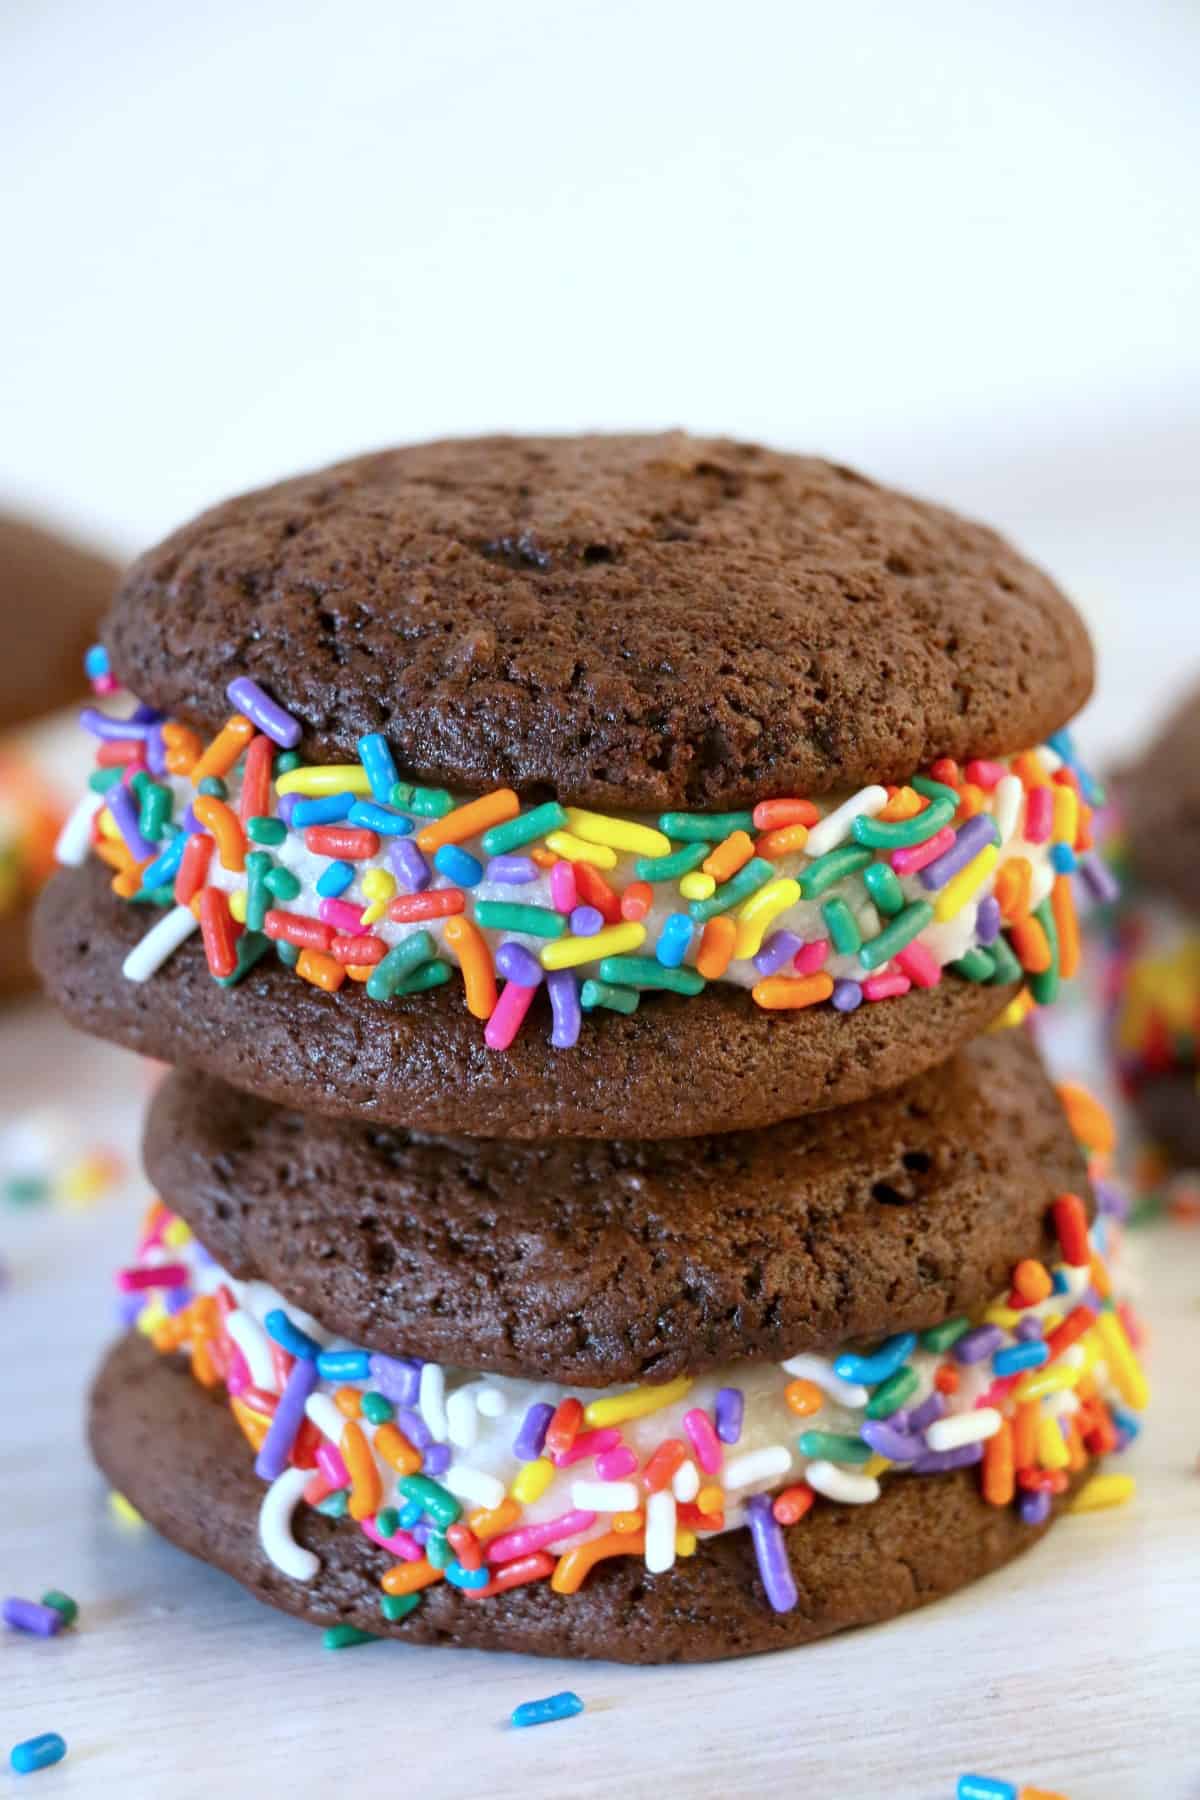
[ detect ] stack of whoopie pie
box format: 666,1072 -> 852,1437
34,435 -> 1147,1662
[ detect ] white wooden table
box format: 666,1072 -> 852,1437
1,1000 -> 1197,1800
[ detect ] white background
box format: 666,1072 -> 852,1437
3,0 -> 1199,760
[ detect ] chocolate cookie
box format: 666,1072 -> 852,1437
144,1030 -> 1090,1384
1131,1073 -> 1200,1171
105,434 -> 1092,808
36,860 -> 1018,1138
0,512 -> 118,731
90,1333 -> 1079,1665
1120,680 -> 1200,914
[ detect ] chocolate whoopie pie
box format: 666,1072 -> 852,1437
36,434 -> 1105,1138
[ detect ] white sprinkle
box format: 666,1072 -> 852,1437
440,1464 -> 506,1510
446,1388 -> 479,1450
671,1458 -> 700,1502
781,1353 -> 869,1410
305,1393 -> 346,1444
645,1489 -> 677,1574
571,1480 -> 639,1513
225,1309 -> 277,1392
925,1407 -> 1002,1452
55,789 -> 103,866
723,1445 -> 793,1492
993,774 -> 1024,844
805,785 -> 889,858
418,1362 -> 447,1440
121,904 -> 199,982
475,1387 -> 508,1418
258,1467 -> 319,1581
805,1460 -> 881,1504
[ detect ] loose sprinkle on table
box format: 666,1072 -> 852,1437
511,1691 -> 585,1728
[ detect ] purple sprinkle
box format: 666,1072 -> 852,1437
255,1357 -> 318,1481
79,705 -> 153,742
146,722 -> 168,777
130,702 -> 164,725
495,941 -> 544,986
547,969 -> 580,1049
919,813 -> 999,891
1078,850 -> 1120,905
954,1324 -> 1005,1365
116,1293 -> 144,1328
754,930 -> 803,977
1015,1315 -> 1045,1342
860,1421 -> 923,1462
514,1402 -> 555,1462
389,837 -> 431,893
832,979 -> 862,1012
423,1444 -> 451,1477
106,780 -> 155,862
714,1387 -> 744,1445
164,1286 -> 193,1316
486,854 -> 538,885
906,1391 -> 945,1432
910,1441 -> 985,1474
568,905 -> 604,937
369,1355 -> 422,1406
976,895 -> 1001,944
1095,1178 -> 1130,1221
227,676 -> 302,748
2,1597 -> 62,1638
1020,1488 -> 1052,1525
745,1495 -> 798,1612
275,794 -> 300,830
396,1407 -> 433,1451
410,1520 -> 433,1547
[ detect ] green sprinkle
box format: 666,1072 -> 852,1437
688,857 -> 773,922
274,750 -> 302,776
217,931 -> 272,987
390,961 -> 453,998
657,810 -> 755,842
387,780 -> 414,807
911,774 -> 960,807
366,931 -> 437,1000
473,901 -> 567,939
315,1489 -> 349,1517
799,844 -> 873,898
821,896 -> 861,955
131,883 -> 176,908
88,766 -> 124,793
425,1530 -> 452,1569
852,795 -> 956,850
40,1591 -> 77,1628
129,770 -> 151,803
1028,897 -> 1060,1005
480,801 -> 569,855
375,1506 -> 400,1537
862,861 -> 905,915
138,780 -> 173,842
361,1392 -> 394,1425
579,978 -> 640,1014
276,940 -> 300,968
322,1624 -> 380,1649
920,1316 -> 971,1352
381,1593 -> 421,1622
858,900 -> 934,971
865,1366 -> 920,1419
397,1474 -> 461,1527
950,947 -> 996,982
798,1430 -> 873,1465
245,849 -> 273,931
5,1175 -> 51,1207
409,786 -> 454,818
246,815 -> 287,845
596,956 -> 705,995
633,841 -> 709,882
265,866 -> 301,902
987,933 -> 1023,987
197,775 -> 228,799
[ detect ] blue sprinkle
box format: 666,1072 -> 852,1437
956,1779 -> 1017,1800
434,844 -> 483,887
1050,842 -> 1077,873
991,1340 -> 1049,1377
264,1308 -> 321,1361
10,1734 -> 67,1774
511,1692 -> 584,1730
316,860 -> 355,898
358,733 -> 400,804
348,800 -> 415,836
443,1560 -> 490,1591
139,831 -> 186,890
834,1332 -> 916,1386
1110,1406 -> 1141,1442
84,643 -> 110,679
1052,1268 -> 1071,1295
316,1349 -> 371,1381
397,1500 -> 424,1530
655,912 -> 693,968
293,792 -> 358,827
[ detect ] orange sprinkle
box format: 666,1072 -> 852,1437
1065,1417 -> 1088,1473
443,914 -> 497,1019
995,856 -> 1033,923
1009,916 -> 1052,974
756,822 -> 811,859
333,1386 -> 362,1419
1011,1258 -> 1053,1306
620,879 -> 654,922
112,861 -> 150,899
467,1498 -> 522,1542
934,1364 -> 959,1395
1012,750 -> 1049,788
1013,1401 -> 1039,1471
642,1439 -> 687,1493
231,1396 -> 271,1451
702,829 -> 754,883
93,836 -> 133,873
1075,802 -> 1094,851
876,785 -> 925,823
193,794 -> 246,872
955,783 -> 986,820
340,1420 -> 382,1520
382,1558 -> 444,1596
573,861 -> 623,922
696,915 -> 737,978
696,1484 -> 725,1518
752,798 -> 819,831
344,964 -> 374,982
929,757 -> 961,789
1051,873 -> 1080,979
1089,1251 -> 1113,1301
296,948 -> 346,993
191,713 -> 256,784
1055,1082 -> 1116,1155
982,1418 -> 1015,1506
772,1482 -> 816,1526
530,847 -> 558,868
612,1511 -> 645,1534
163,722 -> 204,776
751,972 -> 834,1011
552,1530 -> 646,1594
544,1397 -> 584,1460
374,1423 -> 423,1477
238,732 -> 274,823
151,1316 -> 188,1353
190,1341 -> 220,1389
784,1379 -> 824,1417
415,788 -> 520,855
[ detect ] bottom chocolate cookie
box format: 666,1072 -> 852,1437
1132,1072 -> 1200,1172
91,1334 -> 1079,1665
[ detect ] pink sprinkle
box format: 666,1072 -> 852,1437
862,971 -> 911,1001
224,1347 -> 251,1397
793,938 -> 830,974
1024,787 -> 1053,844
360,1517 -> 424,1562
890,826 -> 956,876
894,942 -> 942,989
550,861 -> 578,914
116,1262 -> 188,1292
595,1446 -> 639,1480
485,1509 -> 598,1566
303,1470 -> 336,1506
965,759 -> 1006,790
93,672 -> 119,695
318,897 -> 367,932
683,1408 -> 724,1474
552,1428 -> 621,1469
316,1442 -> 351,1489
484,980 -> 536,1050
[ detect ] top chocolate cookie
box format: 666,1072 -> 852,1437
1120,680 -> 1200,915
106,434 -> 1092,809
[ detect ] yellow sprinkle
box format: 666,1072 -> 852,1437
543,830 -> 617,869
228,889 -> 248,925
1069,1473 -> 1136,1513
540,921 -> 646,970
674,1529 -> 698,1558
564,807 -> 670,859
1052,784 -> 1078,846
679,871 -> 716,901
1035,1412 -> 1070,1471
993,990 -> 1035,1030
1096,1310 -> 1150,1410
275,764 -> 373,797
934,844 -> 999,923
109,1490 -> 144,1527
97,807 -> 121,842
361,869 -> 396,902
862,1453 -> 891,1479
136,1298 -> 167,1338
984,1304 -> 1022,1328
584,1376 -> 693,1429
733,877 -> 800,961
163,1218 -> 192,1248
511,1458 -> 556,1503
360,902 -> 388,926
1014,1363 -> 1080,1403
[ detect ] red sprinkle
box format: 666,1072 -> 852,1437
263,909 -> 334,951
198,886 -> 238,978
239,733 -> 274,823
641,1439 -> 687,1493
934,1364 -> 960,1395
303,826 -> 380,860
1045,1304 -> 1097,1362
752,798 -> 819,830
771,1483 -> 815,1526
1053,1193 -> 1091,1266
620,879 -> 653,923
174,832 -> 214,905
388,889 -> 465,923
465,1551 -> 555,1600
573,860 -> 623,923
328,934 -> 388,965
543,1398 -> 584,1460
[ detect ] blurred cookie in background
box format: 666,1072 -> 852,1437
0,511 -> 120,997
